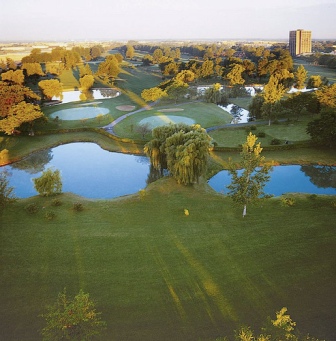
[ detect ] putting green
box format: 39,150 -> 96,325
50,107 -> 109,120
139,115 -> 195,129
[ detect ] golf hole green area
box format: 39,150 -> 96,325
139,115 -> 195,129
50,107 -> 109,120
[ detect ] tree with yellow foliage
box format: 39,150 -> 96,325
227,132 -> 273,217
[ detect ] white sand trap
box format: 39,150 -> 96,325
79,102 -> 103,106
139,115 -> 195,129
158,108 -> 185,112
116,105 -> 136,111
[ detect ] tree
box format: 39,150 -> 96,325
166,80 -> 188,103
200,60 -> 214,78
226,64 -> 245,86
38,79 -> 63,101
294,64 -> 308,89
306,74 -> 328,89
33,168 -> 62,196
0,102 -> 43,135
306,107 -> 336,148
141,87 -> 167,102
315,83 -> 336,108
96,56 -> 120,83
153,48 -> 164,64
204,83 -> 227,105
261,75 -> 285,125
45,62 -> 64,76
144,124 -> 212,185
136,123 -> 151,139
41,289 -> 106,341
80,75 -> 95,90
248,95 -> 264,120
125,44 -> 135,59
0,171 -> 16,212
22,62 -> 44,78
227,132 -> 273,217
1,69 -> 25,85
175,70 -> 195,83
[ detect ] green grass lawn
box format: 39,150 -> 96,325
209,117 -> 312,148
113,102 -> 233,140
1,178 -> 335,341
294,59 -> 336,84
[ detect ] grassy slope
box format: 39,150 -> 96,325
294,59 -> 336,84
1,179 -> 335,341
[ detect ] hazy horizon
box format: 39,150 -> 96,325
0,0 -> 335,42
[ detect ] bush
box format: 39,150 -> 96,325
271,138 -> 281,145
25,203 -> 39,214
73,202 -> 84,212
245,125 -> 257,133
257,131 -> 266,138
51,198 -> 62,206
45,211 -> 56,221
33,169 -> 62,197
281,197 -> 295,207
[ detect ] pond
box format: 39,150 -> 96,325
2,143 -> 150,199
2,144 -> 336,199
52,88 -> 120,104
208,165 -> 336,196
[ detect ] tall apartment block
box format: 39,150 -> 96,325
289,29 -> 312,56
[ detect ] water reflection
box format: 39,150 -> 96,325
208,165 -> 336,196
300,165 -> 336,189
11,149 -> 53,174
2,143 -> 150,199
52,88 -> 120,103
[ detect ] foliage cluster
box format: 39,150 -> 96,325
144,123 -> 212,185
33,168 -> 62,197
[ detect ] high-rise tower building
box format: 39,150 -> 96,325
289,29 -> 312,56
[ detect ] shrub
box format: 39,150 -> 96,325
309,194 -> 318,201
51,198 -> 62,206
45,211 -> 56,221
33,169 -> 62,197
0,171 -> 16,211
25,203 -> 39,214
245,125 -> 257,133
271,138 -> 281,145
281,197 -> 295,207
73,202 -> 84,212
257,131 -> 266,138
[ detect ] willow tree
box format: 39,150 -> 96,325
227,132 -> 272,217
144,123 -> 212,185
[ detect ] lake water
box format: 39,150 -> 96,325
2,143 -> 150,199
2,143 -> 335,199
52,88 -> 120,104
208,166 -> 336,196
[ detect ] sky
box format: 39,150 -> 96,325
1,0 -> 335,42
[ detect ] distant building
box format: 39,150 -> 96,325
289,29 -> 312,56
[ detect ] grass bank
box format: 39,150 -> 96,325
1,178 -> 335,341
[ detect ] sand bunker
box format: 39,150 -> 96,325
116,105 -> 136,111
139,115 -> 195,129
158,108 -> 184,113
